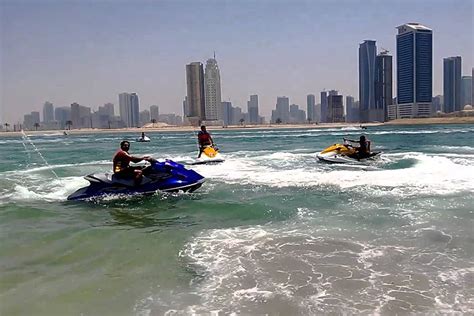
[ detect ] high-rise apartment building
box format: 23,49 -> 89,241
328,94 -> 344,123
222,101 -> 233,126
130,93 -> 140,127
307,94 -> 315,122
396,23 -> 433,118
345,96 -> 359,123
443,56 -> 462,113
320,91 -> 328,123
104,103 -> 114,117
43,101 -> 54,123
54,107 -> 70,129
247,95 -> 259,124
461,76 -> 472,107
359,40 -> 377,122
118,93 -> 139,127
119,93 -> 131,127
375,51 -> 392,122
273,96 -> 290,123
204,58 -> 222,121
150,105 -> 159,121
186,62 -> 206,125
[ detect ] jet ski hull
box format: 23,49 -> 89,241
317,151 -> 381,164
317,143 -> 381,164
68,160 -> 204,200
190,146 -> 225,165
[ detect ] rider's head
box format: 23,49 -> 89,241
120,140 -> 130,151
201,125 -> 207,132
360,135 -> 366,142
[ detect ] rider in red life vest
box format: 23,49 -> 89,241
197,125 -> 214,158
113,140 -> 151,185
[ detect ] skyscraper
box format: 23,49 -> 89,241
247,95 -> 259,124
307,94 -> 315,122
42,101 -> 54,123
104,103 -> 114,117
396,23 -> 433,118
345,96 -> 359,123
274,96 -> 290,123
359,40 -> 377,122
461,76 -> 472,107
150,105 -> 159,121
328,94 -> 344,123
320,91 -> 328,123
119,93 -> 131,127
186,62 -> 206,125
222,101 -> 233,126
375,51 -> 393,122
204,58 -> 222,121
443,56 -> 462,113
130,93 -> 140,127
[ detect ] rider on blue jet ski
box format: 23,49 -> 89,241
113,140 -> 151,185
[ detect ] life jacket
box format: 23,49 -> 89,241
198,131 -> 211,146
113,150 -> 131,173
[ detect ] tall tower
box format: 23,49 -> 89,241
359,40 -> 377,122
247,95 -> 259,124
320,91 -> 328,123
396,23 -> 433,118
186,62 -> 206,125
150,105 -> 159,121
375,50 -> 393,122
461,76 -> 472,107
307,94 -> 315,122
119,93 -> 131,127
204,58 -> 222,121
43,101 -> 54,123
130,93 -> 140,127
443,56 -> 462,113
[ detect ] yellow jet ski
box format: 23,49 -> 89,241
190,146 -> 225,165
317,140 -> 380,163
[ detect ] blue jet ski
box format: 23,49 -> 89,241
67,159 -> 204,200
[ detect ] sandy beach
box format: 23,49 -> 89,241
1,117 -> 473,137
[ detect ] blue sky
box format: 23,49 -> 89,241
1,0 -> 473,123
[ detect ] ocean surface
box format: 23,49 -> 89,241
1,124 -> 473,315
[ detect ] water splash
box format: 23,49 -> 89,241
21,130 -> 60,180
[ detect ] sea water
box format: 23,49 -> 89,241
0,124 -> 473,315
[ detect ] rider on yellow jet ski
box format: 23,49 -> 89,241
343,135 -> 371,159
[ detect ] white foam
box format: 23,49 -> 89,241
193,152 -> 474,197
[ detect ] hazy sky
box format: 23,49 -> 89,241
1,0 -> 473,123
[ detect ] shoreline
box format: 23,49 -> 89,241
1,117 -> 472,137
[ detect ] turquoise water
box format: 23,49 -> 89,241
1,125 -> 473,315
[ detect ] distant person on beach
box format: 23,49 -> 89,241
113,140 -> 151,185
344,135 -> 371,158
197,125 -> 215,158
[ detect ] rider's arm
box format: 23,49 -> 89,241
344,138 -> 357,143
367,140 -> 371,152
127,152 -> 150,163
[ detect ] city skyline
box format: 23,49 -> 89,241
1,0 -> 473,123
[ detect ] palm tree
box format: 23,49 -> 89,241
239,118 -> 245,126
151,118 -> 157,128
4,123 -> 10,132
307,117 -> 312,124
34,122 -> 40,131
66,120 -> 73,130
276,118 -> 282,124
